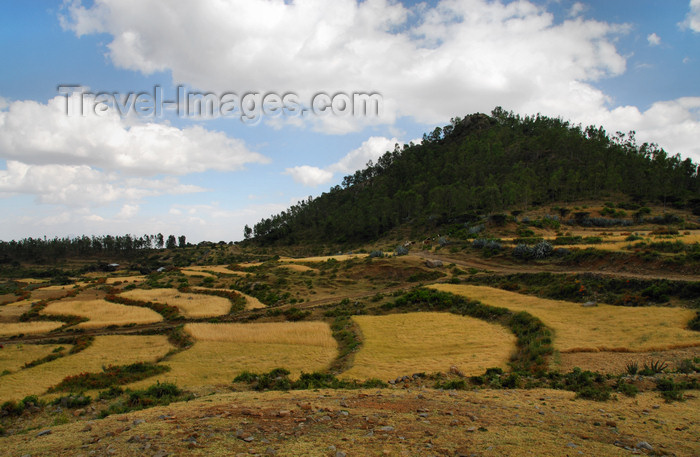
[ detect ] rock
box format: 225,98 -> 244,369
36,430 -> 52,437
377,426 -> 394,432
566,443 -> 578,448
133,419 -> 145,425
636,442 -> 653,451
327,445 -> 336,451
425,259 -> 443,268
277,410 -> 291,417
153,451 -> 170,457
319,415 -> 332,422
466,427 -> 477,433
81,425 -> 92,432
449,366 -> 464,376
582,301 -> 597,307
335,452 -> 347,457
605,420 -> 617,427
265,447 -> 277,455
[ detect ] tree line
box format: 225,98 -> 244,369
0,233 -> 187,263
247,107 -> 699,244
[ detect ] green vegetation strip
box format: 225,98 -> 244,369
105,294 -> 181,320
47,362 -> 170,393
381,288 -> 553,373
463,272 -> 700,308
233,368 -> 386,391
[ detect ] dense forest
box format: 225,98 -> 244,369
249,108 -> 700,244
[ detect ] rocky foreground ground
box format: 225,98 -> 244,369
3,387 -> 698,457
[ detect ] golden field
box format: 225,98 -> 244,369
429,284 -> 700,353
182,265 -> 245,275
119,288 -> 232,318
0,299 -> 34,321
0,335 -> 173,401
129,322 -> 338,389
191,288 -> 265,309
341,312 -> 516,381
280,254 -> 368,263
40,299 -> 163,328
105,275 -> 146,284
0,343 -> 71,374
0,321 -> 64,337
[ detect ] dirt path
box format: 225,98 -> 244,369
412,251 -> 700,281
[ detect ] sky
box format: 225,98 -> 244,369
0,0 -> 699,243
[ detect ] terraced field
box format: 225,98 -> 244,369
341,312 -> 516,381
428,284 -> 700,352
41,299 -> 163,328
119,288 -> 232,318
0,335 -> 173,401
128,322 -> 337,390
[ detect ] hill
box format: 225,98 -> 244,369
248,108 -> 699,245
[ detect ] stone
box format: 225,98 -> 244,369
582,301 -> 597,307
377,426 -> 394,432
636,442 -> 653,451
36,430 -> 52,437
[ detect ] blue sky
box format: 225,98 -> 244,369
1,0 -> 699,242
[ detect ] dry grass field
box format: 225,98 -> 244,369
280,254 -> 368,263
29,285 -> 78,302
429,284 -> 700,353
0,335 -> 173,402
341,312 -> 516,381
0,321 -> 64,337
191,288 -> 265,309
183,265 -> 245,275
128,322 -> 337,389
105,275 -> 146,284
40,299 -> 163,328
180,269 -> 216,278
276,263 -> 317,272
2,388 -> 698,457
0,299 -> 34,321
119,288 -> 232,318
0,343 -> 71,374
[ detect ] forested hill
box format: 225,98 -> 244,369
248,108 -> 700,245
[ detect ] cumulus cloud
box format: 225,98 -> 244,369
59,0 -> 628,128
683,0 -> 700,32
285,136 -> 408,187
284,165 -> 334,187
0,94 -> 268,175
647,33 -> 661,46
0,160 -> 204,205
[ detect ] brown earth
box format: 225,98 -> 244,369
2,388 -> 698,457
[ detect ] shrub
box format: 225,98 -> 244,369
435,379 -> 468,390
532,241 -> 554,259
369,250 -> 384,258
513,244 -> 533,259
639,360 -> 668,376
395,246 -> 409,256
625,362 -> 638,375
615,380 -> 638,397
52,394 -> 91,409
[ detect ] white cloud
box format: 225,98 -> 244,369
0,94 -> 269,176
647,33 -> 661,46
569,2 -> 587,17
59,0 -> 628,129
116,203 -> 139,219
285,136 -> 409,187
0,160 -> 204,206
328,136 -> 399,174
597,97 -> 700,162
284,165 -> 334,187
682,0 -> 700,32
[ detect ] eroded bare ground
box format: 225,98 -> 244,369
3,388 -> 698,457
